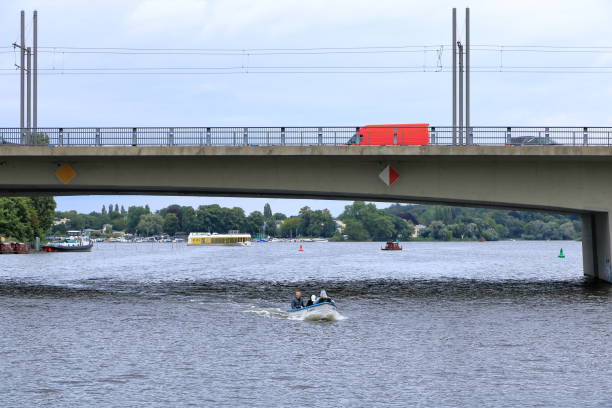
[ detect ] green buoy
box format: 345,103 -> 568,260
558,248 -> 565,258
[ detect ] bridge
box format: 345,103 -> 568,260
2,126 -> 612,146
1,126 -> 612,283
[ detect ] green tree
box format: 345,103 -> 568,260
29,196 -> 56,237
341,201 -> 408,241
0,198 -> 35,242
560,221 -> 577,240
245,211 -> 265,235
263,203 -> 272,219
181,206 -> 196,232
279,217 -> 301,238
163,213 -> 180,235
136,214 -> 164,236
343,219 -> 369,241
126,206 -> 150,233
110,215 -> 127,232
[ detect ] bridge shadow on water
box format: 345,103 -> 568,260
1,277 -> 610,302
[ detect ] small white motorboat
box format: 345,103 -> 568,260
286,302 -> 340,321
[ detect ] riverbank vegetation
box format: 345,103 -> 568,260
386,204 -> 581,241
0,197 -> 56,242
48,200 -> 582,242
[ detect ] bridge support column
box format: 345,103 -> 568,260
582,212 -> 612,282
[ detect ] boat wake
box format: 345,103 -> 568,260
243,305 -> 345,322
288,309 -> 345,322
243,307 -> 287,319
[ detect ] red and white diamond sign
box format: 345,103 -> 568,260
379,165 -> 400,186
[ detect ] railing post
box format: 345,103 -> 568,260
232,131 -> 236,146
169,127 -> 174,146
583,127 -> 588,146
281,127 -> 286,145
206,127 -> 211,145
572,131 -> 576,146
506,127 -> 512,145
545,127 -> 550,144
266,131 -> 270,145
467,127 -> 473,145
58,128 -> 63,146
199,131 -> 203,146
393,127 -> 398,145
132,128 -> 137,146
318,127 -> 323,145
243,127 -> 248,145
95,128 -> 100,146
431,127 -> 436,144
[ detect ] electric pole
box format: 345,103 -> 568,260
451,8 -> 471,145
33,10 -> 38,131
13,10 -> 38,140
452,8 -> 457,145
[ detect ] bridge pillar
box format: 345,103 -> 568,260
582,212 -> 612,282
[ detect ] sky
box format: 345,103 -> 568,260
2,0 -> 612,215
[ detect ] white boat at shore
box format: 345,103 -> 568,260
286,302 -> 340,321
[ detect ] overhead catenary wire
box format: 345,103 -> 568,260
6,42 -> 612,75
3,68 -> 612,75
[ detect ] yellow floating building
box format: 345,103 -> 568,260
187,232 -> 252,246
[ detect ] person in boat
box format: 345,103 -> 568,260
291,291 -> 305,309
306,294 -> 316,306
316,289 -> 333,304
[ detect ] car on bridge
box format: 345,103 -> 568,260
347,123 -> 430,145
507,136 -> 560,146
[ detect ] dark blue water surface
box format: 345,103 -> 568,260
1,241 -> 611,407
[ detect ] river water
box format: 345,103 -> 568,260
1,240 -> 611,407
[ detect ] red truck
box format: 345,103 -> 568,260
347,123 -> 430,145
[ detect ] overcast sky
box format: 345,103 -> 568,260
2,0 -> 612,215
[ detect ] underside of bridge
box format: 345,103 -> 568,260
1,145 -> 612,282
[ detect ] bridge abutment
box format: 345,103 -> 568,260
582,212 -> 612,282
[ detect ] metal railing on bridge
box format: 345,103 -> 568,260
2,126 -> 612,147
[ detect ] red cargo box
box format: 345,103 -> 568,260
348,123 -> 430,145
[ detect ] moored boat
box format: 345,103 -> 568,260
42,236 -> 93,252
188,232 -> 252,246
286,301 -> 340,321
381,241 -> 402,250
0,242 -> 31,254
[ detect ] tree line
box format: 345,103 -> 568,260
48,200 -> 583,242
387,204 -> 582,241
0,197 -> 56,242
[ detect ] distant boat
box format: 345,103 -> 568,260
381,241 -> 402,251
42,236 -> 93,252
187,232 -> 252,246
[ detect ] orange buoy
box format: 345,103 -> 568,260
298,245 -> 304,252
